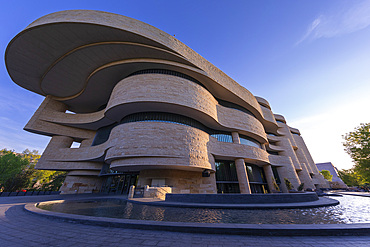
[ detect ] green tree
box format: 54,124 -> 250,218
22,149 -> 66,191
338,169 -> 364,187
320,170 -> 333,181
0,149 -> 66,192
39,172 -> 67,191
0,149 -> 30,191
284,178 -> 293,190
343,123 -> 370,183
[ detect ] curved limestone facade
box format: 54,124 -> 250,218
6,10 -> 329,194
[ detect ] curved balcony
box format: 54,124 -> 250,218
105,122 -> 213,171
209,138 -> 270,166
105,73 -> 267,143
6,10 -> 266,122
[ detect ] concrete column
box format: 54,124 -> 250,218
263,165 -> 276,193
235,158 -> 251,194
128,185 -> 135,199
297,163 -> 315,189
276,167 -> 289,193
261,144 -> 266,151
80,138 -> 94,147
37,135 -> 74,168
47,135 -> 74,149
278,138 -> 301,170
231,132 -> 240,144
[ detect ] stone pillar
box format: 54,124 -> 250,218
231,132 -> 240,144
276,167 -> 289,193
36,135 -> 74,169
128,185 -> 135,199
47,135 -> 74,149
80,138 -> 94,148
297,163 -> 315,189
235,158 -> 251,194
263,165 -> 276,193
261,144 -> 266,151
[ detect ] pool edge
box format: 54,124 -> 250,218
23,198 -> 370,236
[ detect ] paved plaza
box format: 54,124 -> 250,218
0,195 -> 370,246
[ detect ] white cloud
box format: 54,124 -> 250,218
297,0 -> 370,44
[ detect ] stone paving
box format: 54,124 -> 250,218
1,195 -> 370,247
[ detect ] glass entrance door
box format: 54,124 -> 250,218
215,160 -> 240,193
101,173 -> 139,194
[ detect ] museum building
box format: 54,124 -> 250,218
5,10 -> 329,194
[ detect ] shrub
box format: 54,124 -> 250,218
284,178 -> 293,190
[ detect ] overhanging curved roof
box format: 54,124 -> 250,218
6,10 -> 263,119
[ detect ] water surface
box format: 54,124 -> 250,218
38,195 -> 370,224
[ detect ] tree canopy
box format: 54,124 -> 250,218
342,123 -> 370,184
0,149 -> 30,191
338,169 -> 364,187
0,149 -> 66,192
320,170 -> 333,181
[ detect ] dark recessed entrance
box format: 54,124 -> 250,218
99,164 -> 139,194
100,173 -> 138,194
215,160 -> 240,193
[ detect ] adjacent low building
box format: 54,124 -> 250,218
5,10 -> 329,194
316,162 -> 348,189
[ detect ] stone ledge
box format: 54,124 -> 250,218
165,192 -> 319,204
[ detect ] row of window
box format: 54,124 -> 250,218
126,69 -> 257,118
92,112 -> 261,148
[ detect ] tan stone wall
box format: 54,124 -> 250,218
269,155 -> 301,189
209,139 -> 270,164
107,122 -> 213,171
25,96 -> 95,140
143,187 -> 172,200
297,163 -> 315,189
60,175 -> 103,194
137,169 -> 216,194
105,74 -> 267,143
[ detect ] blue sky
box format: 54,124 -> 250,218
1,0 -> 370,170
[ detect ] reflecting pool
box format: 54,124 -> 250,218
37,195 -> 370,224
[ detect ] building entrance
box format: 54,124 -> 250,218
100,173 -> 139,194
215,160 -> 240,193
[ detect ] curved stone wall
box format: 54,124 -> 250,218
106,122 -> 213,171
105,74 -> 267,143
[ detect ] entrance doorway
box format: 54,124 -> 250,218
100,173 -> 139,194
215,160 -> 240,193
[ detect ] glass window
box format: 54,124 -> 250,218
128,69 -> 207,91
215,161 -> 238,181
91,123 -> 118,146
122,112 -> 235,143
271,166 -> 281,184
211,134 -> 233,143
217,99 -> 256,118
246,164 -> 269,194
215,160 -> 240,193
239,134 -> 261,148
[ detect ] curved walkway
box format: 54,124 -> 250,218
1,195 -> 370,247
